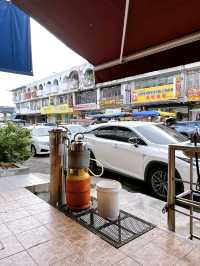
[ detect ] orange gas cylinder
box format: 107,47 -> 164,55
66,169 -> 91,210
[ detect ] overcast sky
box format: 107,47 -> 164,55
0,19 -> 86,106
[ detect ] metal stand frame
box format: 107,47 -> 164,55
61,197 -> 155,248
168,144 -> 200,240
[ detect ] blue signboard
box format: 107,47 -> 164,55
0,0 -> 32,75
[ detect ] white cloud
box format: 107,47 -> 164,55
0,18 -> 86,106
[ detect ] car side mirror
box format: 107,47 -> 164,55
128,137 -> 139,147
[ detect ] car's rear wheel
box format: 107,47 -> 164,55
147,165 -> 183,200
31,145 -> 37,157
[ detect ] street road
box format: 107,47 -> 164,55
24,155 -> 148,195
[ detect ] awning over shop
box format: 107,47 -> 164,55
0,0 -> 32,75
91,111 -> 131,119
40,104 -> 73,115
132,110 -> 176,117
132,110 -> 160,117
92,112 -> 122,119
12,0 -> 200,82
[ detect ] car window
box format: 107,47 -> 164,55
136,124 -> 188,144
94,126 -> 146,145
94,126 -> 116,140
114,127 -> 137,142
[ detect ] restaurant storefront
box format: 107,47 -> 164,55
131,74 -> 189,120
40,104 -> 74,123
99,85 -> 124,109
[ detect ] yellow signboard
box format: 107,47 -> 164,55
132,84 -> 177,104
40,104 -> 73,114
100,96 -> 123,108
159,111 -> 176,117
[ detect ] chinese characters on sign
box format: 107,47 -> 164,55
132,84 -> 177,104
99,96 -> 123,108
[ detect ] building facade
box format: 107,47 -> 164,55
98,62 -> 200,120
11,62 -> 200,123
12,64 -> 97,123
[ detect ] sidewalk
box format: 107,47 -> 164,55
0,174 -> 199,265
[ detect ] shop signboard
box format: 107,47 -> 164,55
99,96 -> 123,108
74,103 -> 98,110
187,89 -> 200,102
131,84 -> 177,104
186,69 -> 200,101
40,104 -> 73,114
18,109 -> 40,115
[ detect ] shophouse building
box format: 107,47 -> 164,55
11,62 -> 200,123
11,64 -> 96,124
129,62 -> 200,120
98,61 -> 200,121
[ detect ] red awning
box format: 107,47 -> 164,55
13,0 -> 200,83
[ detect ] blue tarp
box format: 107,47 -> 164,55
92,112 -> 129,119
132,111 -> 160,117
0,0 -> 32,75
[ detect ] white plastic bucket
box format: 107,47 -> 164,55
96,180 -> 122,221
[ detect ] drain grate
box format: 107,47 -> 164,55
61,198 -> 155,248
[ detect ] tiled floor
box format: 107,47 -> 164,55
0,177 -> 199,265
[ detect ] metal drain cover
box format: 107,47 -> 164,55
62,198 -> 155,248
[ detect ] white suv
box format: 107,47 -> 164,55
84,121 -> 196,199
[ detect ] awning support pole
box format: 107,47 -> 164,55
95,31 -> 200,71
120,0 -> 130,63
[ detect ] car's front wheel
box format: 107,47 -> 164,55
31,145 -> 37,157
147,165 -> 183,200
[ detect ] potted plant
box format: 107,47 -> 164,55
0,122 -> 31,176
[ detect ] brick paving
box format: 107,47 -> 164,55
0,174 -> 199,265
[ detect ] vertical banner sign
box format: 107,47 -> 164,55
187,71 -> 200,101
0,0 -> 32,75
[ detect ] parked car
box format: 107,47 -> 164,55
84,121 -> 196,200
59,124 -> 87,142
29,126 -> 53,156
8,119 -> 26,126
170,121 -> 200,137
0,122 -> 6,128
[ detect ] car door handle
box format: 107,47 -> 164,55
112,143 -> 118,149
